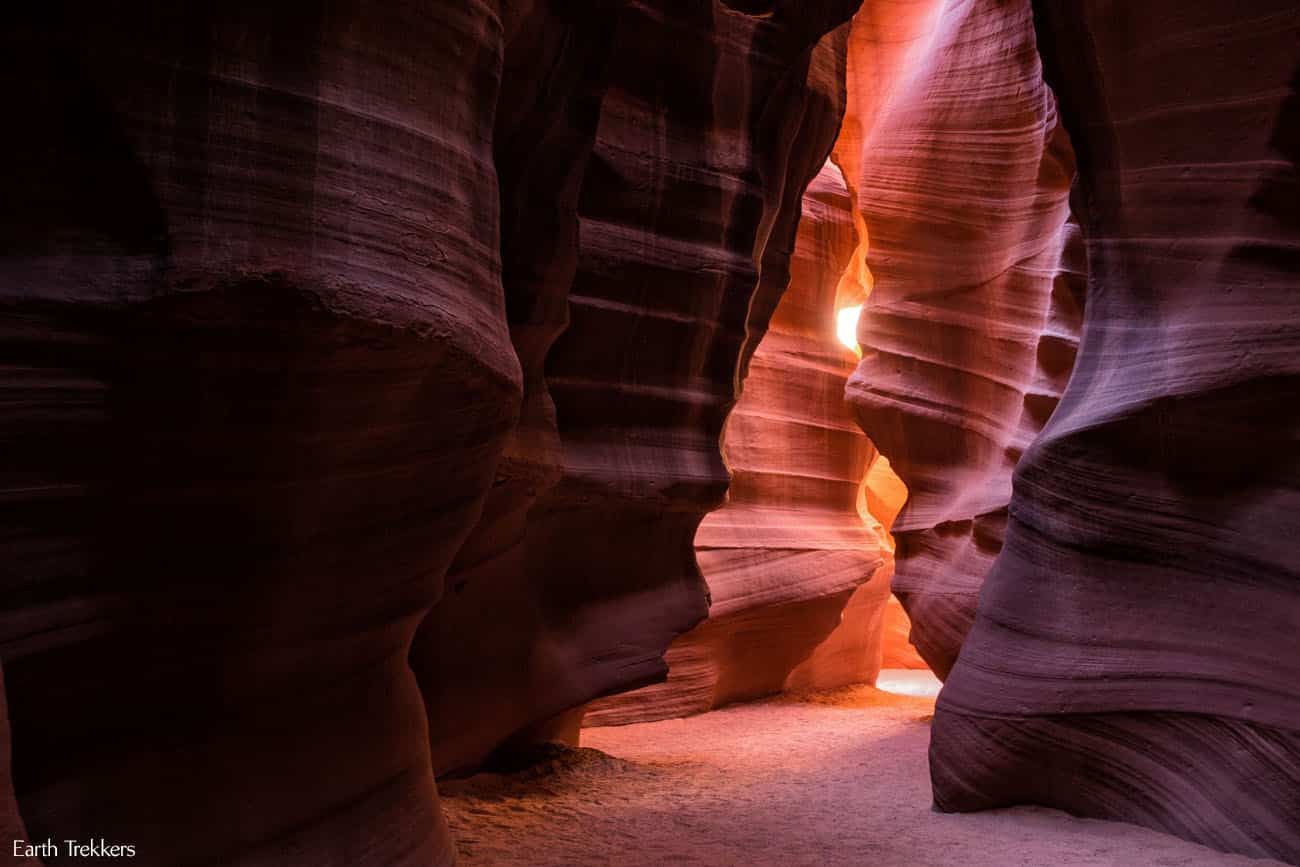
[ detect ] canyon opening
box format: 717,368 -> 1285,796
2,1 -> 1298,866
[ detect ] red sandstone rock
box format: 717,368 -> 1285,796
409,0 -> 620,778
584,160 -> 898,725
417,4 -> 861,762
3,4 -> 866,859
931,2 -> 1300,860
878,594 -> 929,670
839,0 -> 1082,677
8,0 -> 1295,862
0,2 -> 546,863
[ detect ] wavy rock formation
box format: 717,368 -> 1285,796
419,3 -> 862,763
584,160 -> 898,726
931,2 -> 1300,861
0,2 -> 598,863
409,0 -> 620,777
831,0 -> 946,298
2,0 -> 869,860
840,0 -> 1082,677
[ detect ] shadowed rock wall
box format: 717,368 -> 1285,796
1,668 -> 35,865
931,2 -> 1300,860
418,1 -> 861,763
1,1 -> 544,862
1,1 -> 862,862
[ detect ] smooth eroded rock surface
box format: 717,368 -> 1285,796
412,0 -> 861,770
1,2 -> 539,863
840,0 -> 1082,677
932,2 -> 1300,860
4,4 -> 869,859
584,160 -> 898,726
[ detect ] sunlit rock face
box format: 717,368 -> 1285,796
413,2 -> 861,770
584,161 -> 900,726
838,0 -> 1082,678
931,2 -> 1300,860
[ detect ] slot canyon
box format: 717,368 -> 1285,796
1,0 -> 1297,865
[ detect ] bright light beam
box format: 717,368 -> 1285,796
836,304 -> 863,357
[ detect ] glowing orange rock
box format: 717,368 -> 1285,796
838,0 -> 1082,677
585,159 -> 903,725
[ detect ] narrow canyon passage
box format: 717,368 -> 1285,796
442,684 -> 1279,866
3,1 -> 1297,865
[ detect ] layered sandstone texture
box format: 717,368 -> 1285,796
416,3 -> 862,764
2,2 -> 862,864
839,0 -> 1083,677
931,1 -> 1300,862
0,2 -> 548,862
584,160 -> 901,726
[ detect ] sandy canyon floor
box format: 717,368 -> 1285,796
440,678 -> 1284,866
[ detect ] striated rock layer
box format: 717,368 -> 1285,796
3,3 -> 872,859
2,0 -> 870,859
840,0 -> 1082,677
931,1 -> 1300,861
419,2 -> 863,762
0,2 -> 536,863
0,1 -> 619,863
585,160 -> 899,726
409,0 -> 621,775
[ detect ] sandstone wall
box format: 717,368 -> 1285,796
416,0 -> 860,770
1,2 -> 536,861
840,0 -> 1082,677
1,1 -> 862,862
584,159 -> 898,725
931,2 -> 1300,860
